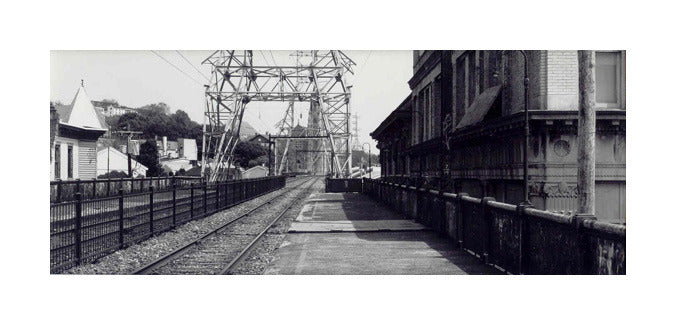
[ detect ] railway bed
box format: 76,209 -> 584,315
61,176 -> 315,274
134,177 -> 320,275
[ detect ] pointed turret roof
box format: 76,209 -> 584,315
64,83 -> 105,130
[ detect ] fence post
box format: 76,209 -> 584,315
149,185 -> 154,235
516,202 -> 533,274
456,193 -> 468,250
107,177 -> 111,197
75,192 -> 82,265
190,183 -> 195,220
92,178 -> 97,198
57,179 -> 62,203
481,197 -> 496,264
573,215 -> 595,274
438,188 -> 447,235
172,181 -> 177,227
118,189 -> 124,248
131,178 -> 135,193
203,181 -> 207,216
216,181 -> 220,211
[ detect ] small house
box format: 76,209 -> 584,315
51,84 -> 107,180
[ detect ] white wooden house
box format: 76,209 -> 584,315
97,146 -> 148,178
51,84 -> 107,180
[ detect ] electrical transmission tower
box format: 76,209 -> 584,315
351,111 -> 361,151
201,50 -> 356,183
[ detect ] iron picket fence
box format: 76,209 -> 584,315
50,176 -> 203,203
50,175 -> 286,273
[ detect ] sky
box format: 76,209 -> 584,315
50,50 -> 413,154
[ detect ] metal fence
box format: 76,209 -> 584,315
325,178 -> 363,192
50,176 -> 204,203
50,176 -> 286,273
363,178 -> 626,275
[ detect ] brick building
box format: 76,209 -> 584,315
371,51 -> 625,223
275,125 -> 311,174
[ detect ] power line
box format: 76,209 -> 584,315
176,50 -> 210,82
353,50 -> 372,84
150,50 -> 204,86
258,50 -> 271,66
268,50 -> 278,66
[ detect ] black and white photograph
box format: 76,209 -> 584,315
48,49 -> 625,276
3,1 -> 673,324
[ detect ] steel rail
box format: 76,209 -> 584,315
132,176 -> 315,275
219,177 -> 319,275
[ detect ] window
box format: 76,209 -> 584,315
455,53 -> 470,126
54,144 -> 61,179
595,51 -> 625,108
416,84 -> 437,142
67,145 -> 73,179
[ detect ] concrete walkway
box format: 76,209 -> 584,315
264,193 -> 500,275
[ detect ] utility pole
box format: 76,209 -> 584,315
114,127 -> 143,177
577,50 -> 596,219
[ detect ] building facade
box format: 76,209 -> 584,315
51,85 -> 107,180
97,146 -> 148,177
372,50 -> 626,223
92,100 -> 134,117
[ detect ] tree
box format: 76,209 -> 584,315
101,99 -> 119,106
116,112 -> 147,132
98,170 -> 128,179
248,155 -> 269,167
233,142 -> 267,168
137,140 -> 163,177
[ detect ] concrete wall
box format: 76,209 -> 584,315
242,166 -> 268,179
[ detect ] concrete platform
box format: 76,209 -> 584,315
264,193 -> 500,275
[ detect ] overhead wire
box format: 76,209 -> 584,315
176,50 -> 210,82
150,50 -> 204,86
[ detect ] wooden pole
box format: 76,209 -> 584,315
577,50 -> 596,217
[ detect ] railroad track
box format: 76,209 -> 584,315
133,176 -> 319,275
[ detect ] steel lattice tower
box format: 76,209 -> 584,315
201,50 -> 355,182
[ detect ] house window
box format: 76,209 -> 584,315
595,51 -> 625,109
54,144 -> 61,179
67,145 -> 73,179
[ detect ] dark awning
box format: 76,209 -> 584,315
455,85 -> 502,129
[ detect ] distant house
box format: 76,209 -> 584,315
97,146 -> 148,178
248,134 -> 270,147
92,100 -> 134,117
178,138 -> 198,161
160,158 -> 193,174
51,84 -> 107,180
242,165 -> 268,179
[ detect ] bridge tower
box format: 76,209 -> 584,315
201,50 -> 355,183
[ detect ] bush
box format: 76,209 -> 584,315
98,170 -> 128,179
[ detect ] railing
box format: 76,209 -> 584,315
50,176 -> 203,203
50,176 -> 286,273
362,178 -> 626,275
325,178 -> 363,193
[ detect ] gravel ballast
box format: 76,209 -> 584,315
61,177 -> 314,275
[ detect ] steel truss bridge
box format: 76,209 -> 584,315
200,50 -> 356,183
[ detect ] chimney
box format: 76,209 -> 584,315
50,103 -> 59,161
